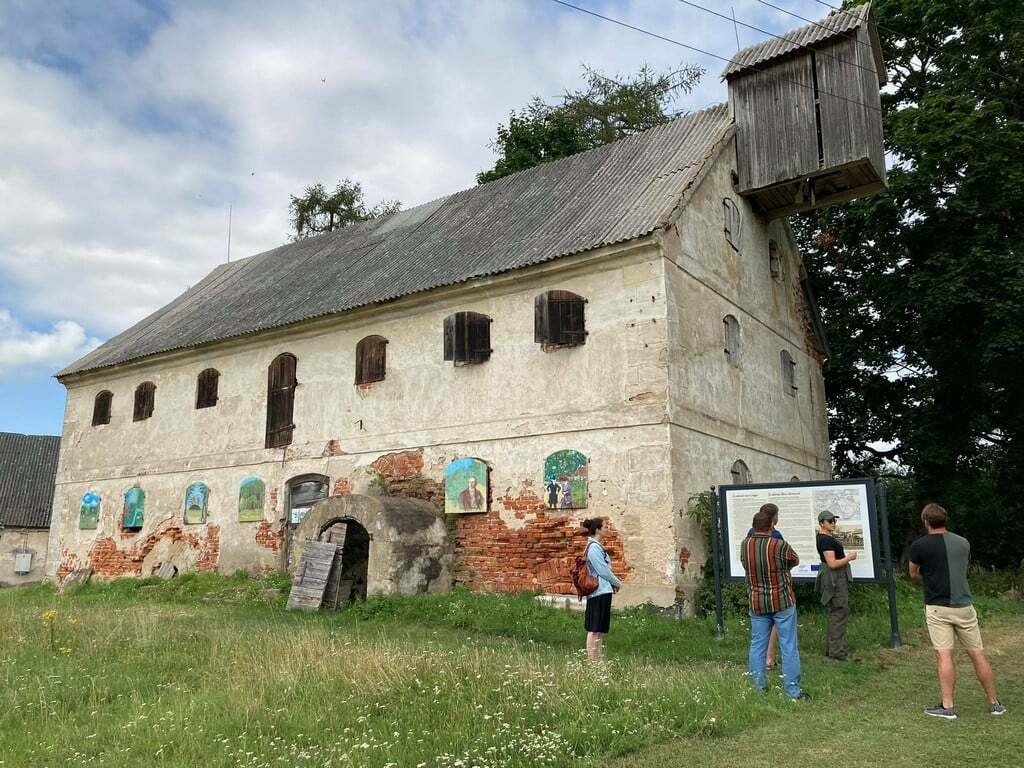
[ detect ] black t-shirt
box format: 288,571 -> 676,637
908,532 -> 973,607
816,532 -> 845,561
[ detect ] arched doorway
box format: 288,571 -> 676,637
318,517 -> 370,604
284,474 -> 329,570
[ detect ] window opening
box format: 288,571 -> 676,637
266,353 -> 297,448
92,391 -> 113,426
535,291 -> 587,348
769,240 -> 782,280
780,349 -> 798,395
723,315 -> 740,362
443,312 -> 492,364
730,460 -> 751,485
355,335 -> 388,385
196,368 -> 220,409
723,198 -> 741,251
133,382 -> 156,422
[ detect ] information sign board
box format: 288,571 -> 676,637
719,478 -> 881,583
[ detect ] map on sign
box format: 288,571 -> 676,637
719,478 -> 880,583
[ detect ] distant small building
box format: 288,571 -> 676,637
0,432 -> 60,586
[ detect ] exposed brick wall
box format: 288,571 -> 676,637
454,486 -> 630,594
332,478 -> 352,496
87,524 -> 221,577
195,525 -> 220,572
255,521 -> 284,554
371,449 -> 424,481
322,439 -> 346,457
57,548 -> 81,579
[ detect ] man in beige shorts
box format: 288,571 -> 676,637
908,503 -> 1005,719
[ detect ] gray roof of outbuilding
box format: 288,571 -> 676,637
59,103 -> 732,378
0,432 -> 61,529
721,3 -> 884,86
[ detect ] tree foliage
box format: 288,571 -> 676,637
476,64 -> 704,184
288,179 -> 401,241
795,0 -> 1024,564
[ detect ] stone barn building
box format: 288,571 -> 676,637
46,5 -> 886,609
1,432 -> 60,586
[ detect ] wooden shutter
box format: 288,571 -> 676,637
266,354 -> 297,448
534,294 -> 550,344
443,314 -> 456,361
355,336 -> 387,384
780,350 -> 797,394
465,312 -> 492,363
133,382 -> 155,422
536,291 -> 586,346
196,369 -> 219,408
92,391 -> 112,426
723,198 -> 741,251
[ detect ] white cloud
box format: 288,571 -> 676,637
0,0 -> 827,366
0,309 -> 101,378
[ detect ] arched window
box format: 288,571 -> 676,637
287,474 -> 330,527
723,315 -> 740,361
196,368 -> 220,409
266,353 -> 297,448
730,460 -> 751,485
723,198 -> 741,251
768,240 -> 782,280
355,335 -> 388,385
443,312 -> 492,365
133,382 -> 156,422
790,476 -> 801,482
535,290 -> 587,348
780,350 -> 798,395
92,391 -> 113,426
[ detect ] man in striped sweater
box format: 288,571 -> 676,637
740,503 -> 805,700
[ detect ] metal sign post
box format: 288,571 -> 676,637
877,482 -> 903,648
709,486 -> 725,639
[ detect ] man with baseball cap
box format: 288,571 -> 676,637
815,509 -> 857,660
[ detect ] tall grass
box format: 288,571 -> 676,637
0,573 -> 1019,767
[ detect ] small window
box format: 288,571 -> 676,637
730,460 -> 751,485
133,382 -> 156,422
92,391 -> 113,426
791,476 -> 801,482
355,335 -> 388,385
780,350 -> 798,395
723,315 -> 740,362
266,353 -> 298,448
535,291 -> 587,348
196,368 -> 220,409
443,312 -> 492,365
768,240 -> 782,280
723,198 -> 741,251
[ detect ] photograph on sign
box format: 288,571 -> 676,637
720,479 -> 880,583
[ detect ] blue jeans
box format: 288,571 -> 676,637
749,605 -> 801,698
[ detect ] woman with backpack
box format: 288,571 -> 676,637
581,517 -> 623,662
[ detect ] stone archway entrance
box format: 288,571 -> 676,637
289,494 -> 454,601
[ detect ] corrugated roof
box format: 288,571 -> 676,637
59,104 -> 732,377
721,3 -> 884,85
0,432 -> 61,529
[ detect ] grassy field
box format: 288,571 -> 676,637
0,573 -> 1020,767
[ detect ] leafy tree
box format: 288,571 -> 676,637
477,64 -> 703,183
795,0 -> 1024,564
288,179 -> 401,241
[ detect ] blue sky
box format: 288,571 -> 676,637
0,0 -> 828,436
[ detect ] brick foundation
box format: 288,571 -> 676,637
87,524 -> 221,577
454,486 -> 630,594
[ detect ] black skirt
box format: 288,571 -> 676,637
584,592 -> 613,634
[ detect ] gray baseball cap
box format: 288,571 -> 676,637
818,510 -> 839,523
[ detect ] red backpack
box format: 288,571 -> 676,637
570,542 -> 599,599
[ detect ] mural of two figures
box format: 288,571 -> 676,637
544,450 -> 588,510
443,450 -> 588,514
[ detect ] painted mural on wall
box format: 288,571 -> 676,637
79,491 -> 101,530
183,482 -> 210,525
238,477 -> 265,522
444,457 -> 488,514
123,487 -> 145,530
544,450 -> 588,509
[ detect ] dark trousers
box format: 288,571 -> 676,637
825,569 -> 850,656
